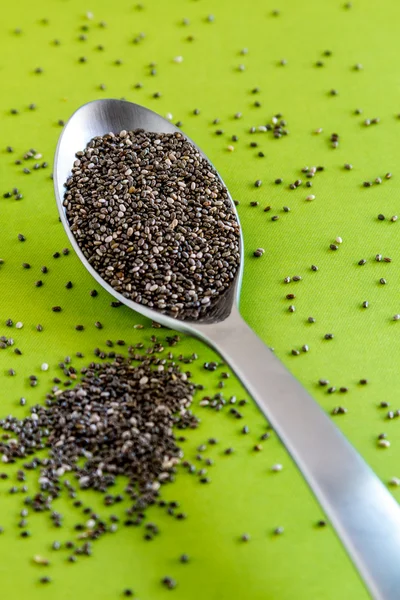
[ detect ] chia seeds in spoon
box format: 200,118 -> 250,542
63,130 -> 241,320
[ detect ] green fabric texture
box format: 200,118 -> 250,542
1,0 -> 400,598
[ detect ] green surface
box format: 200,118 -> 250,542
2,0 -> 400,598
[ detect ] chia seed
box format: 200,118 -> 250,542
63,130 -> 240,320
0,349 -> 198,521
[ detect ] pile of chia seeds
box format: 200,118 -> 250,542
63,130 -> 241,320
0,351 -> 198,510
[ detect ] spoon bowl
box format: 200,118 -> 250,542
54,98 -> 400,600
54,99 -> 242,328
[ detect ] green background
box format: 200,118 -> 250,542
1,0 -> 400,598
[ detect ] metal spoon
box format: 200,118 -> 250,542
54,98 -> 400,599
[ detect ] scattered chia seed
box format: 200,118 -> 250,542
0,350 -> 198,524
271,464 -> 283,472
389,477 -> 400,487
378,439 -> 390,448
330,132 -> 339,148
33,555 -> 50,566
162,576 -> 177,590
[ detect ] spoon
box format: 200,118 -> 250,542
54,98 -> 400,599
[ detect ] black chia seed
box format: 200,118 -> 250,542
63,130 -> 240,320
0,350 -> 198,513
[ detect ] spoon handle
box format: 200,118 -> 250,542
196,307 -> 400,600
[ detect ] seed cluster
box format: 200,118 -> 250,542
64,130 -> 241,320
0,352 -> 198,505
